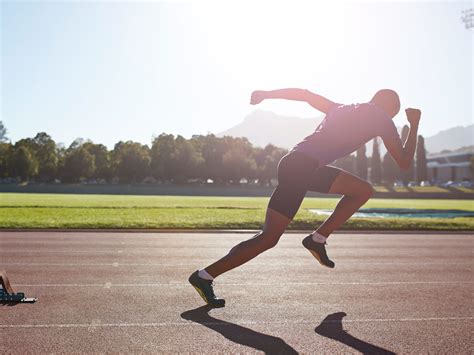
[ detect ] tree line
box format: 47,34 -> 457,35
0,121 -> 427,185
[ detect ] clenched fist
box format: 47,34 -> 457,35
250,90 -> 266,105
405,108 -> 421,126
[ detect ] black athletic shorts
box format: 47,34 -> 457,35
268,151 -> 342,220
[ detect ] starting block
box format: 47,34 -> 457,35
0,288 -> 37,303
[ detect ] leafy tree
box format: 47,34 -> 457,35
0,143 -> 12,178
9,145 -> 39,181
370,137 -> 382,184
55,143 -> 67,180
190,134 -> 227,183
150,133 -> 175,181
31,132 -> 58,182
171,135 -> 204,182
0,121 -> 7,142
112,141 -> 150,183
222,149 -> 257,183
220,136 -> 257,183
253,144 -> 288,185
382,152 -> 398,184
82,142 -> 111,180
69,138 -> 86,150
151,134 -> 203,183
355,144 -> 368,180
191,135 -> 258,183
14,137 -> 35,151
333,155 -> 356,174
14,135 -> 58,181
62,146 -> 96,182
416,135 -> 428,183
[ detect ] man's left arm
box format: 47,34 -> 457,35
383,108 -> 421,170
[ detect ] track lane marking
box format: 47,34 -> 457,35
1,317 -> 472,329
12,281 -> 474,287
1,262 -> 471,266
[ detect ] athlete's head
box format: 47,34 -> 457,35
370,89 -> 400,119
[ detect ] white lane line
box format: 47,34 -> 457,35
2,247 -> 471,253
2,249 -> 106,253
1,262 -> 471,267
2,240 -> 467,245
0,249 -> 196,253
104,282 -> 112,289
1,317 -> 472,329
13,281 -> 474,287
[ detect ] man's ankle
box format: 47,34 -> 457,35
198,269 -> 214,281
311,232 -> 328,244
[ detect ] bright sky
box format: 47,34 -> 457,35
1,0 -> 473,148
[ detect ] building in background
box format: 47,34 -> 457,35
427,150 -> 473,183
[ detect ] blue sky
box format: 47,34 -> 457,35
1,1 -> 472,148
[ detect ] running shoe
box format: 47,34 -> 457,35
302,235 -> 335,268
188,270 -> 225,307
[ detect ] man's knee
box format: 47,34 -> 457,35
348,181 -> 374,200
258,229 -> 282,250
263,236 -> 279,250
359,182 -> 375,200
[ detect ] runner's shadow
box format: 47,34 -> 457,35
181,305 -> 298,354
315,312 -> 395,354
0,301 -> 21,307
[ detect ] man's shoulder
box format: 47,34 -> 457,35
330,102 -> 390,125
331,102 -> 377,115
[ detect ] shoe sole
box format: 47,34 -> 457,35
189,276 -> 225,308
191,284 -> 209,304
303,238 -> 334,269
307,249 -> 332,268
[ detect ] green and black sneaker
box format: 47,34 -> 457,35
302,235 -> 335,268
188,270 -> 225,308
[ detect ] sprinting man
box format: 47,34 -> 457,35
189,88 -> 421,307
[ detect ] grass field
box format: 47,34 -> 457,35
1,193 -> 473,231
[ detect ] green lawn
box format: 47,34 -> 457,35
0,193 -> 473,231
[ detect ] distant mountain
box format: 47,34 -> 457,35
424,125 -> 474,154
217,110 -> 323,149
218,110 -> 473,155
452,145 -> 474,154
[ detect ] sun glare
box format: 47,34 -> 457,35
189,1 -> 346,85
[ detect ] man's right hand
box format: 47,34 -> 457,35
405,108 -> 421,126
250,90 -> 266,105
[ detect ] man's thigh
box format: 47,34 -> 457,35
267,183 -> 307,221
308,166 -> 373,196
307,165 -> 344,193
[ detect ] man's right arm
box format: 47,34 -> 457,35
250,88 -> 338,114
382,108 -> 421,170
